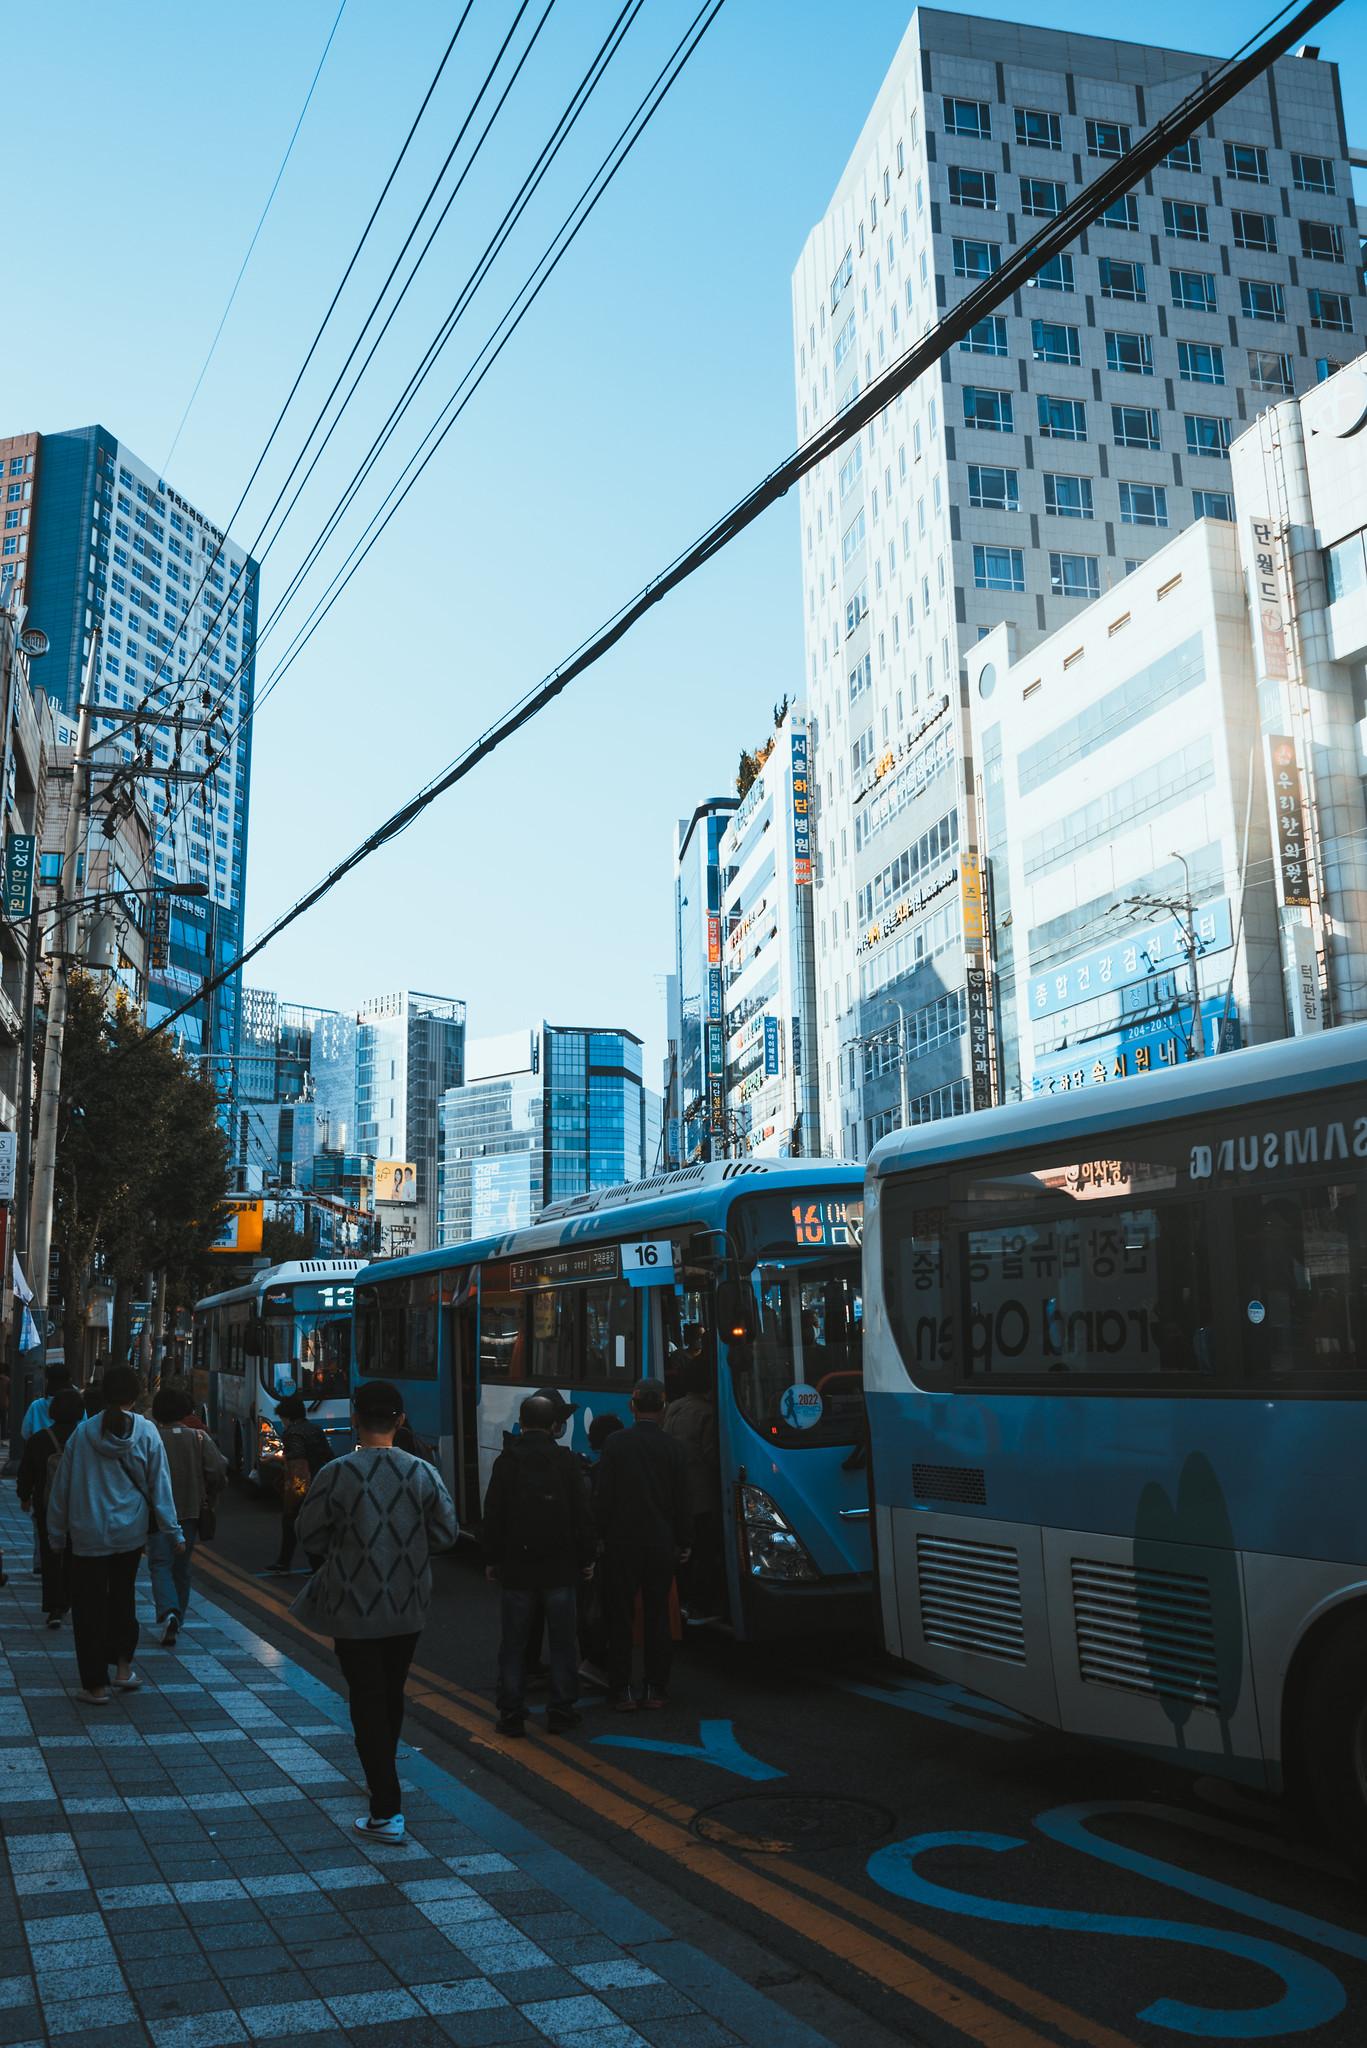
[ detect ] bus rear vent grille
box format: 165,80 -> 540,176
912,1463 -> 987,1507
1071,1559 -> 1220,1707
915,1534 -> 1025,1664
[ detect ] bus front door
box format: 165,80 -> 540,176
445,1282 -> 482,1527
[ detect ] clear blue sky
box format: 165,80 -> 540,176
7,0 -> 1364,1079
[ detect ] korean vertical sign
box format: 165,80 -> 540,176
1249,517 -> 1287,680
1267,735 -> 1312,909
791,728 -> 812,884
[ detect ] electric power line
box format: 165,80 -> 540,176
145,0 -> 1342,1045
162,0 -> 350,474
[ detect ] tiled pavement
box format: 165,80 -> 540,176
0,1499 -> 832,2048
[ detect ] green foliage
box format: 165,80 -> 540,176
53,976 -> 231,1360
261,1217 -> 314,1267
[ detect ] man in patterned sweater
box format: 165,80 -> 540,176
294,1379 -> 458,1843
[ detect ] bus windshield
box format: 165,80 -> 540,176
734,1258 -> 865,1446
258,1311 -> 351,1405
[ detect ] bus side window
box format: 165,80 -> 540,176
882,1187 -> 955,1383
1232,1180 -> 1366,1383
479,1290 -> 522,1380
584,1280 -> 638,1384
530,1288 -> 579,1383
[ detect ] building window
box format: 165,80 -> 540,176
963,387 -> 1014,432
967,464 -> 1019,511
833,312 -> 857,370
1300,220 -> 1345,264
1185,413 -> 1231,458
1119,481 -> 1168,526
1223,140 -> 1269,183
1232,210 -> 1277,253
1015,106 -> 1061,150
1043,472 -> 1094,519
972,544 -> 1025,592
1316,357 -> 1347,384
1292,153 -> 1335,194
1240,278 -> 1285,322
1178,340 -> 1225,385
1020,176 -> 1067,217
953,238 -> 1001,279
1170,268 -> 1217,313
1105,329 -> 1153,375
1028,253 -> 1075,292
1037,394 -> 1086,441
1248,349 -> 1294,395
1098,195 -> 1139,232
944,97 -> 990,139
960,316 -> 1008,355
1309,289 -> 1351,333
1032,319 -> 1081,365
1163,137 -> 1201,172
1111,404 -> 1161,450
1087,117 -> 1131,159
1163,199 -> 1209,242
1098,257 -> 1146,302
1049,552 -> 1099,600
949,165 -> 997,208
841,510 -> 867,562
1193,489 -> 1234,519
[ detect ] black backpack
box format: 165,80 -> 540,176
502,1445 -> 574,1569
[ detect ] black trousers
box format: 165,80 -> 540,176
69,1549 -> 141,1691
334,1634 -> 419,1819
604,1552 -> 675,1693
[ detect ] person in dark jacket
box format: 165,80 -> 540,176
484,1392 -> 596,1738
268,1392 -> 334,1574
595,1379 -> 692,1712
17,1388 -> 85,1627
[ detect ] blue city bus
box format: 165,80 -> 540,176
352,1159 -> 871,1641
865,1023 -> 1367,1852
194,1259 -> 364,1485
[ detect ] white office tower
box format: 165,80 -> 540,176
792,8 -> 1358,1154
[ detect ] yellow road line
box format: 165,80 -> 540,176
197,1547 -> 1137,2048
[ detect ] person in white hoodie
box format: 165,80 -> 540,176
47,1364 -> 182,1704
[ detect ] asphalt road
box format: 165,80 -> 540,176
202,1477 -> 1367,2048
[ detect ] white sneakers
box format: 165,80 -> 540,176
354,1813 -> 406,1844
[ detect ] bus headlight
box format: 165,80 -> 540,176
258,1418 -> 283,1462
740,1485 -> 818,1582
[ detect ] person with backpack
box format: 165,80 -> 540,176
46,1365 -> 182,1704
292,1379 -> 457,1844
148,1385 -> 228,1646
268,1391 -> 335,1574
17,1388 -> 85,1627
595,1379 -> 692,1712
483,1392 -> 597,1738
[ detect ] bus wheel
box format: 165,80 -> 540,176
1299,1617 -> 1367,1873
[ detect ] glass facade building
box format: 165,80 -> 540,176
357,991 -> 466,1253
670,798 -> 737,1164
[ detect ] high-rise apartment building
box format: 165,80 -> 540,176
438,1025 -> 656,1245
792,12 -> 1359,1155
357,991 -> 466,1253
717,711 -> 822,1157
670,797 -> 738,1164
12,424 -> 257,1068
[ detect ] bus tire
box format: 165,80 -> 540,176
1299,1616 -> 1367,1873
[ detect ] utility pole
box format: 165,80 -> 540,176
1114,850 -> 1207,1063
28,624 -> 100,1349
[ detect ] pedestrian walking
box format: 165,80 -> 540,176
46,1365 -> 182,1705
664,1363 -> 726,1624
483,1392 -> 596,1738
21,1364 -> 73,1441
148,1385 -> 228,1646
268,1391 -> 335,1574
595,1379 -> 692,1712
292,1379 -> 457,1844
16,1388 -> 84,1627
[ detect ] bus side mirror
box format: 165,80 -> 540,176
716,1279 -> 755,1344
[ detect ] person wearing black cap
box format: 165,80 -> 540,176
483,1392 -> 596,1737
292,1379 -> 458,1844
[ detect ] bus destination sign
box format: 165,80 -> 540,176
510,1245 -> 620,1291
264,1282 -> 355,1316
790,1198 -> 863,1249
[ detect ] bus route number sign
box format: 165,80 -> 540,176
624,1240 -> 675,1288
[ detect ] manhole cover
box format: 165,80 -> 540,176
691,1791 -> 895,1854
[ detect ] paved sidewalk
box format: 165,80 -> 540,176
0,1499 -> 831,2048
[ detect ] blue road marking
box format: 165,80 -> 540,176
866,1829 -> 1346,2038
1035,1804 -> 1367,1965
593,1717 -> 785,1782
835,1675 -> 1030,1742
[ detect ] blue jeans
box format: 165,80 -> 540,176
497,1585 -> 578,1718
148,1519 -> 198,1622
